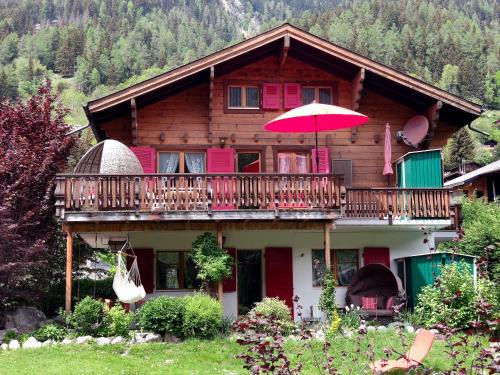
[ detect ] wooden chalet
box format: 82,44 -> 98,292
56,24 -> 482,318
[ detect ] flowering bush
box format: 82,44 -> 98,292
326,309 -> 342,339
249,297 -> 295,334
342,304 -> 365,329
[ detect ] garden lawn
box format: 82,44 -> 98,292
0,332 -> 459,374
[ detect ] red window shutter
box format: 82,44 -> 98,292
363,247 -> 390,268
262,83 -> 280,109
130,146 -> 156,173
284,83 -> 301,109
222,248 -> 236,292
207,148 -> 235,173
127,248 -> 155,294
312,147 -> 330,173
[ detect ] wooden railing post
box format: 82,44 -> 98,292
217,226 -> 224,304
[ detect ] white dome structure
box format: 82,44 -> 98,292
75,140 -> 144,174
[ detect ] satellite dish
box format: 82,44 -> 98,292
397,115 -> 429,147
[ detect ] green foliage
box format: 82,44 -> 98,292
189,232 -> 232,286
2,330 -> 17,344
443,127 -> 476,169
326,308 -> 342,339
249,297 -> 295,334
136,296 -> 186,337
415,261 -> 476,329
439,198 -> 500,283
341,304 -> 365,329
32,324 -> 67,342
102,305 -> 133,337
70,296 -> 107,336
318,268 -> 337,321
183,294 -> 224,340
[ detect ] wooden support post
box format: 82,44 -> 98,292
350,68 -> 365,143
423,100 -> 442,148
217,225 -> 224,304
324,222 -> 331,270
279,34 -> 290,69
64,225 -> 73,313
131,98 -> 138,146
208,66 -> 215,143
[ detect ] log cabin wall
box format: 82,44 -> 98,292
104,55 -> 456,188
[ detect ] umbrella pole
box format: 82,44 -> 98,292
314,115 -> 319,172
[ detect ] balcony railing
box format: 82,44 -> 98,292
344,188 -> 451,220
55,174 -> 452,221
55,173 -> 342,216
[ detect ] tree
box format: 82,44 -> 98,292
0,82 -> 76,310
55,24 -> 83,77
443,127 -> 476,170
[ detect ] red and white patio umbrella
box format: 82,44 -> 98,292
383,123 -> 394,176
264,102 -> 369,170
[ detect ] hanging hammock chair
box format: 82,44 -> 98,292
112,240 -> 146,304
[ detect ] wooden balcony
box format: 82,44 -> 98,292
55,173 -> 343,221
344,188 -> 452,221
55,174 -> 452,223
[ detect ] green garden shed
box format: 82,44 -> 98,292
394,252 -> 476,309
395,149 -> 443,188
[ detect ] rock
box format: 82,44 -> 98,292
61,338 -> 73,345
405,326 -> 415,333
429,329 -> 439,335
75,336 -> 93,344
1,343 -> 8,351
144,333 -> 162,343
42,340 -> 53,347
8,340 -> 20,350
315,330 -> 325,341
377,326 -> 387,331
4,307 -> 47,334
164,334 -> 181,343
111,336 -> 124,344
23,337 -> 42,349
96,337 -> 111,345
164,359 -> 174,365
367,326 -> 376,332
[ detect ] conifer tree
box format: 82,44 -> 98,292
445,127 -> 476,169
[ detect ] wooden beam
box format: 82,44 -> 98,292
131,98 -> 138,146
279,34 -> 290,69
216,225 -> 224,304
64,224 -> 73,313
324,222 -> 331,270
65,220 -> 332,234
208,66 -> 214,143
351,68 -> 365,111
350,68 -> 365,143
423,100 -> 442,148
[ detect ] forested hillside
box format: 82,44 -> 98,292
0,0 -> 498,166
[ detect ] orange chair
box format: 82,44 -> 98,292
370,329 -> 435,373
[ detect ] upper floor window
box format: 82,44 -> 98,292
228,85 -> 260,109
302,87 -> 333,105
158,151 -> 206,173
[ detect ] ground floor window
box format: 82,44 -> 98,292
156,251 -> 200,290
311,249 -> 359,287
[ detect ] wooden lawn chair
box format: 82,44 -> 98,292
370,329 -> 435,373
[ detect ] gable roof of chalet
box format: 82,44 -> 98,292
85,23 -> 482,141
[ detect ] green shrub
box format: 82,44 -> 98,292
136,296 -> 186,337
319,269 -> 337,321
32,324 -> 67,342
415,261 -> 476,329
249,297 -> 295,334
183,293 -> 223,339
70,296 -> 107,336
103,305 -> 133,337
2,330 -> 17,344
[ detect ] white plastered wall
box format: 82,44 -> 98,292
97,227 -> 433,321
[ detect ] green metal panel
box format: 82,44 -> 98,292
396,162 -> 403,187
404,252 -> 475,309
399,150 -> 443,188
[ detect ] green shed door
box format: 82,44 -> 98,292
404,151 -> 443,188
396,161 -> 404,187
408,254 -> 445,308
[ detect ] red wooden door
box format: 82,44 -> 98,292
363,247 -> 390,268
265,247 -> 294,317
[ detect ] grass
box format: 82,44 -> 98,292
0,331 -> 458,374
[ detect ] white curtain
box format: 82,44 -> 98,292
278,153 -> 291,173
296,154 -> 308,173
185,152 -> 205,173
159,152 -> 179,173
